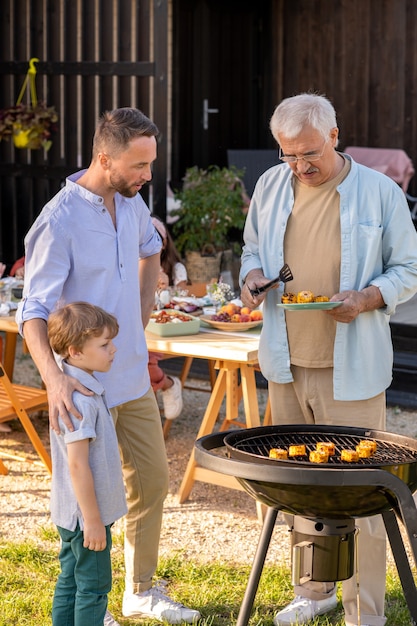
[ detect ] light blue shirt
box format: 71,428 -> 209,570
16,170 -> 162,407
240,154 -> 417,400
50,362 -> 127,531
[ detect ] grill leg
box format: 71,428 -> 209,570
236,506 -> 279,626
383,509 -> 417,625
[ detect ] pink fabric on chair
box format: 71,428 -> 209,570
344,146 -> 415,192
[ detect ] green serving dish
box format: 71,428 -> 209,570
146,311 -> 201,336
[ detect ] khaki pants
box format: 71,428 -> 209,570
111,388 -> 169,593
269,366 -> 387,626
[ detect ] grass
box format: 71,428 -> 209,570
0,534 -> 414,625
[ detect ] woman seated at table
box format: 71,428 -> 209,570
149,216 -> 187,421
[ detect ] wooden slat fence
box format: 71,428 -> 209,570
0,0 -> 167,269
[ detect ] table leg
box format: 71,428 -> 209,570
220,364 -> 244,430
220,363 -> 260,430
240,364 -> 261,428
178,366 -> 228,503
178,361 -> 261,503
2,331 -> 17,380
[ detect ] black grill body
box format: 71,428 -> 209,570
195,425 -> 417,626
223,425 -> 417,518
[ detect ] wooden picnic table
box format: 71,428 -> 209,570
146,327 -> 261,502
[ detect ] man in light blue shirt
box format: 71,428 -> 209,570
17,108 -> 200,625
240,93 -> 417,626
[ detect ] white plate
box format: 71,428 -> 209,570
277,301 -> 343,311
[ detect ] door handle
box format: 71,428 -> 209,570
203,98 -> 219,130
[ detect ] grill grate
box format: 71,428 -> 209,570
228,431 -> 417,466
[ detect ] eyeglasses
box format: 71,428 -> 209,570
279,139 -> 328,164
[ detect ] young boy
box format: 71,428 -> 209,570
47,302 -> 127,626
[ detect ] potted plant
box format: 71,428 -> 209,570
0,102 -> 58,151
171,165 -> 249,283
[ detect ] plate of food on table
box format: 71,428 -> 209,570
201,303 -> 263,332
146,309 -> 201,336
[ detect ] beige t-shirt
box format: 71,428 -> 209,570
283,157 -> 350,367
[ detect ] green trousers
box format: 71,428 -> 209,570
52,524 -> 112,626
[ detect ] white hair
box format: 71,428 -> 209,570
270,93 -> 338,145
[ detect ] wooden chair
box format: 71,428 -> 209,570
0,362 -> 51,475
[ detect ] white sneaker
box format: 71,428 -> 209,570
104,609 -> 120,626
274,591 -> 337,625
0,422 -> 12,432
161,376 -> 183,420
122,583 -> 200,623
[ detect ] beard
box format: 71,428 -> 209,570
109,171 -> 141,198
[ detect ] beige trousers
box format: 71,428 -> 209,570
269,366 -> 387,626
111,388 -> 169,594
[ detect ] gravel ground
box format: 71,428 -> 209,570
1,337 -> 417,568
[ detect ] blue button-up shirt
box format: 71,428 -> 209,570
240,155 -> 417,400
16,170 -> 161,408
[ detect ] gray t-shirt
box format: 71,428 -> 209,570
50,361 -> 127,530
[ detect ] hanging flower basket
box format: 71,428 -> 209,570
0,58 -> 58,151
0,102 -> 58,150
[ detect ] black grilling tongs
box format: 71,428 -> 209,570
249,263 -> 293,297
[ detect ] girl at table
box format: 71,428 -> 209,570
149,216 -> 187,421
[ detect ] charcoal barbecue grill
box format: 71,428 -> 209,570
195,425 -> 417,626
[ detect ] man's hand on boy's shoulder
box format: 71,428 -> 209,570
48,370 -> 94,433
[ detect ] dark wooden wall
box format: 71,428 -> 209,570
1,0 -> 417,268
0,0 -> 167,269
271,0 -> 417,192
